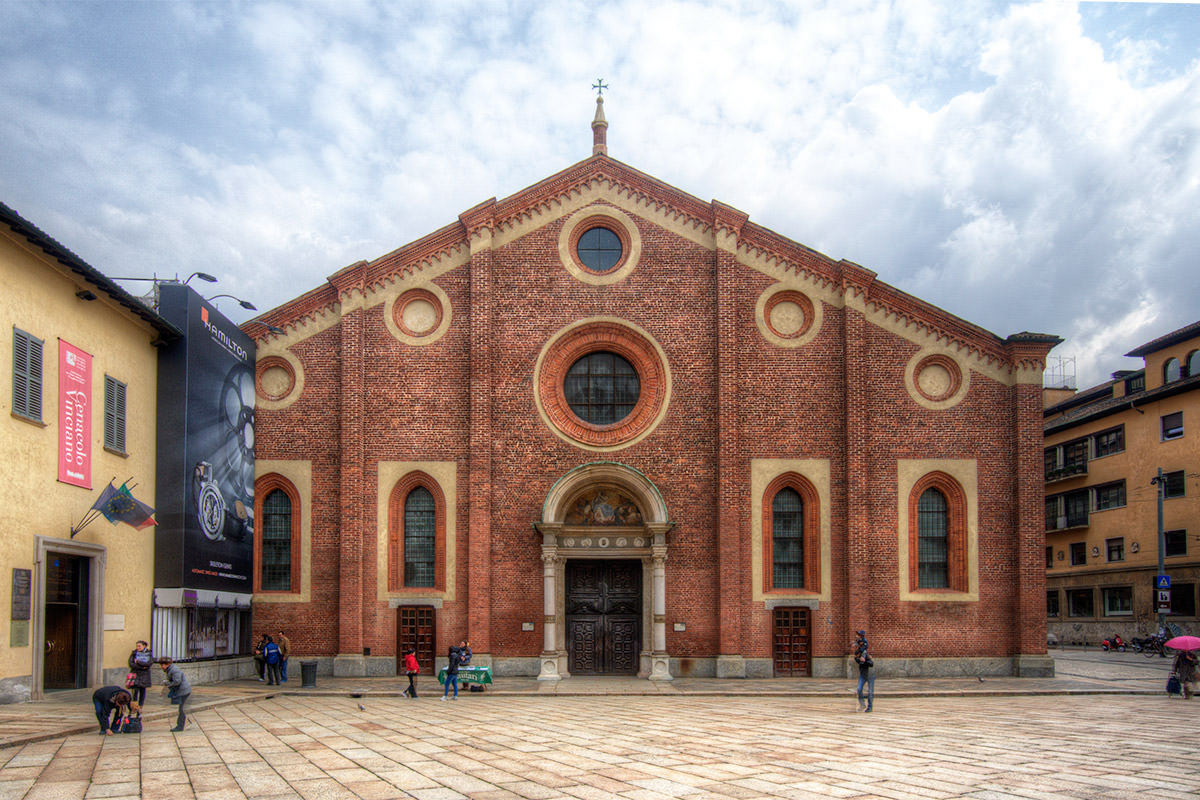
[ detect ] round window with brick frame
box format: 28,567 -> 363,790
535,319 -> 670,450
564,351 -> 641,425
576,227 -> 624,273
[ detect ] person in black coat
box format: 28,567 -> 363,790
92,686 -> 134,735
127,640 -> 153,706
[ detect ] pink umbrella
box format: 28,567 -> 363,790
1165,635 -> 1200,651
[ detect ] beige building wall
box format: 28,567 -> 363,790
0,229 -> 163,701
1045,327 -> 1200,645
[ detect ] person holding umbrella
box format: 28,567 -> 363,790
1165,635 -> 1200,699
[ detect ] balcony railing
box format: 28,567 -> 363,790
1044,462 -> 1088,483
1045,512 -> 1089,532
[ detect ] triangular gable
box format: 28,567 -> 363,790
248,153 -> 1054,383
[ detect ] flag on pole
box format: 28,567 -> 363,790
89,481 -> 157,529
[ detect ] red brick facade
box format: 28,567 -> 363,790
247,148 -> 1059,679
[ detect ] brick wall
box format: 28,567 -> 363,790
249,157 -> 1054,672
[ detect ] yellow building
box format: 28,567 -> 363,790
1044,321 -> 1200,645
1,202 -> 178,702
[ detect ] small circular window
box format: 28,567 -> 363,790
565,351 -> 640,424
576,227 -> 623,273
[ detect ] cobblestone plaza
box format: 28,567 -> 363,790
0,652 -> 1193,799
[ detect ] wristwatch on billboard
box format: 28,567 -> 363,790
193,461 -> 227,541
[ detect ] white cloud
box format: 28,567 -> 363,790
0,0 -> 1197,390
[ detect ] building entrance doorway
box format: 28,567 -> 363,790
566,559 -> 641,674
43,552 -> 90,690
396,606 -> 435,675
772,607 -> 811,677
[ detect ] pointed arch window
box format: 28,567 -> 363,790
254,474 -> 301,593
908,473 -> 968,593
388,473 -> 446,592
763,474 -> 820,592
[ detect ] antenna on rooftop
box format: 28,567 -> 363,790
1044,355 -> 1076,390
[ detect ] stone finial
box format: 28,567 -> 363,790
592,95 -> 608,156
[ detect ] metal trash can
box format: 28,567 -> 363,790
300,660 -> 317,688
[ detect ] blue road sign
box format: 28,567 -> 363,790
1157,575 -> 1171,590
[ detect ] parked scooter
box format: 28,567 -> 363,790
1101,634 -> 1127,652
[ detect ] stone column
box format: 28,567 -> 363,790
538,548 -> 561,680
649,540 -> 672,681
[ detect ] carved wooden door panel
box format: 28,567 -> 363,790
772,607 -> 811,677
566,560 -> 641,674
397,606 -> 435,674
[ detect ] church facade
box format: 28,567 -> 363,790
248,103 -> 1059,679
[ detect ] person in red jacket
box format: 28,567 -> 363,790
402,648 -> 420,698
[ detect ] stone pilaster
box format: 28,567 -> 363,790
332,272 -> 365,664
461,200 -> 498,660
842,262 -> 877,641
713,201 -> 748,676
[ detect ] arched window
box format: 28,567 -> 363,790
404,487 -> 436,587
254,474 -> 301,593
917,489 -> 949,589
388,473 -> 446,592
763,474 -> 820,592
907,473 -> 968,593
1187,350 -> 1200,378
1164,357 -> 1181,383
772,488 -> 803,588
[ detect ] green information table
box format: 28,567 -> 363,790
437,665 -> 493,686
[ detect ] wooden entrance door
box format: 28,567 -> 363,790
566,560 -> 641,675
773,607 -> 811,677
396,606 -> 435,674
44,553 -> 88,690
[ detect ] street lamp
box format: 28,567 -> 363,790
206,294 -> 257,311
184,272 -> 218,285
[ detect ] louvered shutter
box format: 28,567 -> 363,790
12,329 -> 43,420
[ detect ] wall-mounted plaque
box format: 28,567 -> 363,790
11,568 -> 31,621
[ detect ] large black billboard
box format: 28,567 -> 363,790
155,284 -> 255,594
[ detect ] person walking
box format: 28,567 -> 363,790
126,640 -> 153,707
853,630 -> 875,713
403,648 -> 420,698
157,657 -> 192,732
442,642 -> 463,700
276,629 -> 291,683
263,635 -> 283,685
1172,649 -> 1197,699
253,633 -> 269,681
91,686 -> 135,735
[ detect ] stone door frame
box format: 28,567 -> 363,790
534,462 -> 674,681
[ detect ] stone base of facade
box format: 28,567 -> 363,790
836,656 -> 1051,679
0,676 -> 31,705
333,654 -> 394,677
715,655 -> 745,678
1014,654 -> 1056,677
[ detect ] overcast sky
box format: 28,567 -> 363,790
2,0 -> 1198,389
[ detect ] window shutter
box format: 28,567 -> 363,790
104,375 -> 127,452
12,328 -> 43,420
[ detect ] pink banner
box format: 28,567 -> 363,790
58,340 -> 92,489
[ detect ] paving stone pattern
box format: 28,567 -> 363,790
1,691 -> 1196,800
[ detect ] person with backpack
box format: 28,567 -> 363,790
403,648 -> 420,698
441,642 -> 464,700
853,630 -> 875,713
126,640 -> 153,707
263,635 -> 283,685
